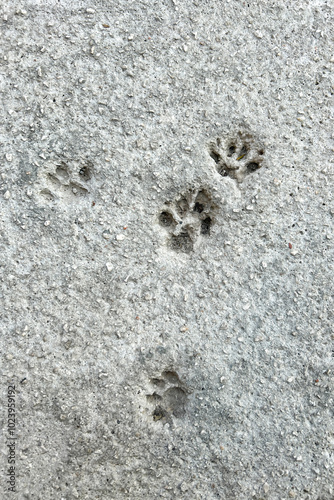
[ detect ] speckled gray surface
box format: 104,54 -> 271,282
1,1 -> 334,499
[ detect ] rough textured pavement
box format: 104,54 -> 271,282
1,1 -> 333,499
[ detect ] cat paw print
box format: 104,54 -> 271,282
39,161 -> 93,203
146,370 -> 188,422
209,131 -> 264,183
158,188 -> 215,253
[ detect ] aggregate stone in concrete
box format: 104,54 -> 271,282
0,1 -> 333,499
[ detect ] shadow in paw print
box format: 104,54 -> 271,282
150,378 -> 166,389
158,188 -> 216,253
209,131 -> 264,183
159,211 -> 175,228
169,232 -> 193,254
162,370 -> 180,384
78,162 -> 93,181
146,370 -> 188,422
201,217 -> 212,235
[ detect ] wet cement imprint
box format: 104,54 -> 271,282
38,161 -> 93,203
209,131 -> 264,183
146,370 -> 188,422
158,188 -> 215,253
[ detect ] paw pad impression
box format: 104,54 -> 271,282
146,371 -> 188,421
209,131 -> 264,183
39,161 -> 93,203
158,188 -> 215,253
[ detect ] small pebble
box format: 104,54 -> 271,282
106,263 -> 113,272
86,8 -> 95,13
116,234 -> 125,241
44,220 -> 50,226
4,191 -> 10,199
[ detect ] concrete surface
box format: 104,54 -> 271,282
0,1 -> 333,499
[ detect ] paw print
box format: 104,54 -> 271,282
38,161 -> 93,203
146,371 -> 188,421
158,188 -> 215,253
209,132 -> 264,183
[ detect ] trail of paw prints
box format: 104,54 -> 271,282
146,370 -> 188,422
158,188 -> 215,253
209,131 -> 264,183
38,161 -> 93,203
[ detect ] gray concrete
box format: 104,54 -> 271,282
1,1 -> 333,499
